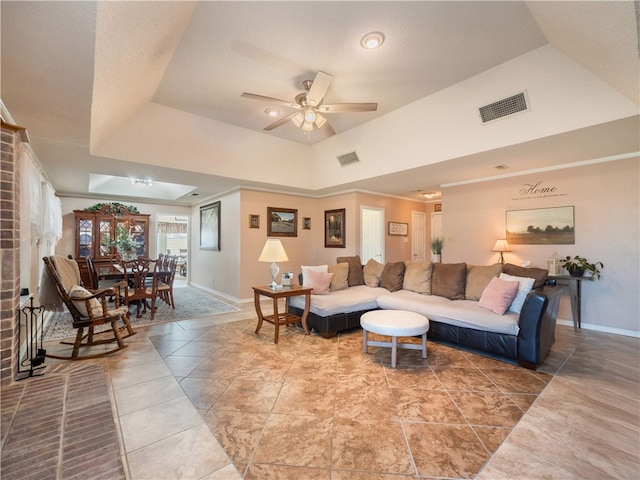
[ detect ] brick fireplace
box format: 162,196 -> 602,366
1,123 -> 24,385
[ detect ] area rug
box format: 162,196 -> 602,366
43,286 -> 239,340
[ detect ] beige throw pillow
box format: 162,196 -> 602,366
465,264 -> 503,300
328,262 -> 349,291
403,261 -> 433,294
363,258 -> 384,287
69,285 -> 103,318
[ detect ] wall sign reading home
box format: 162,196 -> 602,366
506,206 -> 575,245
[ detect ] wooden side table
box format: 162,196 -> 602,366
253,285 -> 313,343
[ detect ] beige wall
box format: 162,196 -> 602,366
441,156 -> 639,334
239,190 -> 318,298
355,192 -> 429,263
189,189 -> 428,301
59,156 -> 639,337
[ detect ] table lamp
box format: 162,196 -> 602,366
258,238 -> 289,289
492,239 -> 511,264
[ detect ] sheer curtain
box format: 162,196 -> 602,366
19,143 -> 62,295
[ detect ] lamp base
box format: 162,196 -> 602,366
268,262 -> 280,289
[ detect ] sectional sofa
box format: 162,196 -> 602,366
287,256 -> 562,369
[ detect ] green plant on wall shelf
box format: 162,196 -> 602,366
559,255 -> 604,279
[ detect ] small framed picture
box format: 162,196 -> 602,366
249,214 -> 260,229
324,209 -> 345,248
303,217 -> 311,230
388,221 -> 408,236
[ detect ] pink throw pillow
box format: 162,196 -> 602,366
306,269 -> 334,295
478,276 -> 520,315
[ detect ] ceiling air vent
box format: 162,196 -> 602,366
479,92 -> 529,124
337,151 -> 360,166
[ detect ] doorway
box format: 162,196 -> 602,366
411,211 -> 426,262
156,214 -> 189,284
360,206 -> 385,264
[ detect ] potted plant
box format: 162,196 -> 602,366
430,236 -> 444,263
559,255 -> 604,279
111,226 -> 137,260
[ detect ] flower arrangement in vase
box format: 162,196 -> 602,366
111,226 -> 137,260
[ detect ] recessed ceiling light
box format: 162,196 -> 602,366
131,178 -> 152,186
495,164 -> 509,170
361,32 -> 385,49
265,108 -> 279,117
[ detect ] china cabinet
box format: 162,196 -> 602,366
73,204 -> 150,284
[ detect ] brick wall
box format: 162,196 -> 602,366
1,125 -> 21,385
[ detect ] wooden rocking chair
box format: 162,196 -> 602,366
41,256 -> 136,360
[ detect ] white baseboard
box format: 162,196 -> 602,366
557,318 -> 640,338
188,282 -> 250,304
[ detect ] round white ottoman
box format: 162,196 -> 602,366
360,310 -> 429,368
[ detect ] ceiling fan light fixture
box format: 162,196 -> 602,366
302,121 -> 314,132
291,112 -> 304,128
264,108 -> 279,117
361,32 -> 385,49
304,108 -> 316,123
315,114 -> 327,128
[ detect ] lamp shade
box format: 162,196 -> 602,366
258,239 -> 288,263
491,239 -> 510,252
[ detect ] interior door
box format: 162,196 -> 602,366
361,206 -> 385,264
411,211 -> 426,262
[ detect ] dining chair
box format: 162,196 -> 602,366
84,256 -> 122,292
157,255 -> 178,308
41,256 -> 135,360
178,249 -> 187,276
121,258 -> 159,320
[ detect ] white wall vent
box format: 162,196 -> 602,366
337,151 -> 360,166
479,91 -> 529,123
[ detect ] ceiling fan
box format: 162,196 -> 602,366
241,71 -> 378,137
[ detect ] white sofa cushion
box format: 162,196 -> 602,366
377,289 -> 520,336
289,285 -> 390,317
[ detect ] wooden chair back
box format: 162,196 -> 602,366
41,256 -> 135,360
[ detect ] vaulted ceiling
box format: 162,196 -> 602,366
2,1 -> 638,205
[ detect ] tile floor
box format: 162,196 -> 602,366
41,297 -> 639,479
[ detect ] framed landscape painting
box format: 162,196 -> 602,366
506,206 -> 575,245
200,201 -> 221,250
325,208 -> 345,248
267,207 -> 297,237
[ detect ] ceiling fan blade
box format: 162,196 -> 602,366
307,71 -> 332,107
241,92 -> 299,109
320,120 -> 336,136
319,102 -> 378,113
263,112 -> 298,131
